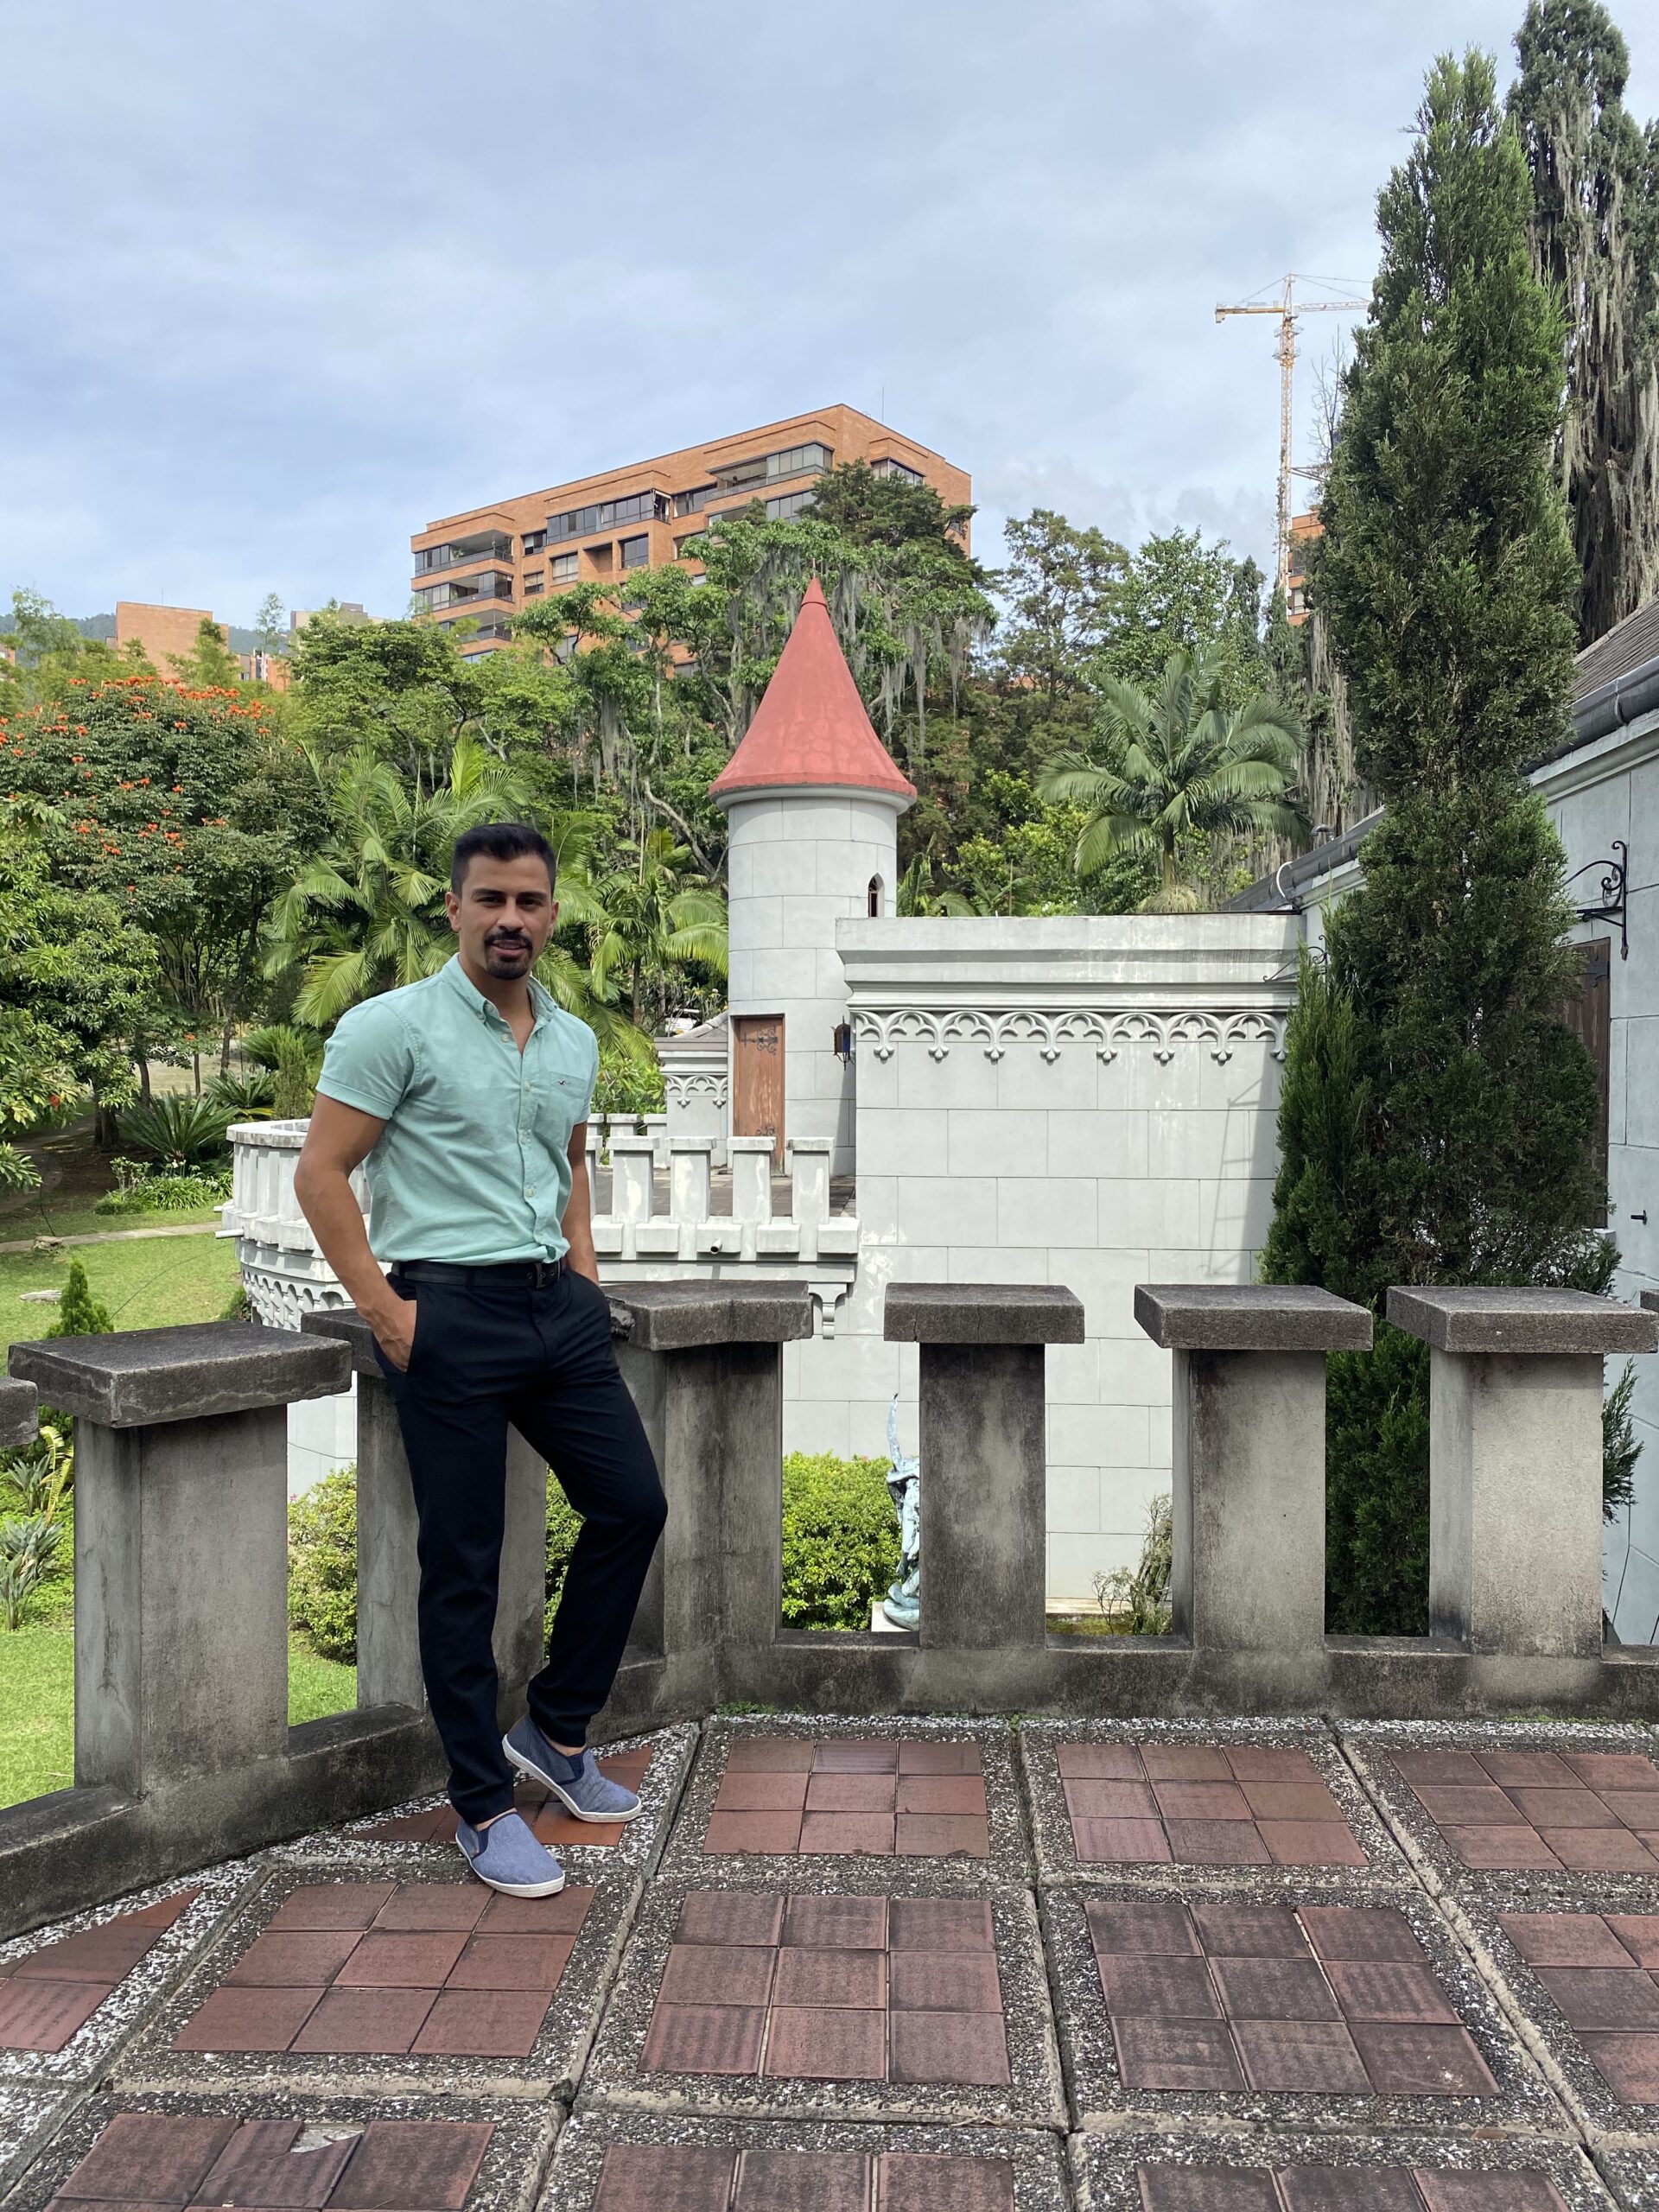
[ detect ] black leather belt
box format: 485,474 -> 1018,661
391,1256 -> 570,1287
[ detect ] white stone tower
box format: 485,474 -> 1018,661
710,577 -> 916,1176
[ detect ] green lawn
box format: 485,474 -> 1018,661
0,1629 -> 357,1808
0,1233 -> 241,1356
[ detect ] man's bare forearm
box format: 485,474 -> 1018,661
295,1162 -> 397,1326
563,1155 -> 599,1284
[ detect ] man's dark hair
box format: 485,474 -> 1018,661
450,821 -> 557,893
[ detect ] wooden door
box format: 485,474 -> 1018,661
732,1014 -> 785,1166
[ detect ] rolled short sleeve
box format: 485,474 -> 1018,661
316,998 -> 416,1122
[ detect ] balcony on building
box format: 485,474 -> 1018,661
547,489 -> 671,544
415,571 -> 516,615
411,529 -> 516,577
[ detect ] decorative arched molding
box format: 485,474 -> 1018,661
664,1071 -> 728,1108
853,1005 -> 1287,1065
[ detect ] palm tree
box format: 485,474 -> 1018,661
588,828 -> 728,1029
896,852 -> 978,917
1037,650 -> 1305,911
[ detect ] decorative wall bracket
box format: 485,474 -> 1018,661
1567,838 -> 1629,958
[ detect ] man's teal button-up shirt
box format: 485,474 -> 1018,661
316,957 -> 600,1264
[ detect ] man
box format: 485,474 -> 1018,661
294,820 -> 666,1898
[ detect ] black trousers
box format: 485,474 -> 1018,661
374,1265 -> 665,1823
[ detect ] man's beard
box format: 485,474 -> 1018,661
483,932 -> 532,976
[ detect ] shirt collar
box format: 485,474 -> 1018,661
440,953 -> 554,1031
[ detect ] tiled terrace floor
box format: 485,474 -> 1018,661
16,1717 -> 1659,2209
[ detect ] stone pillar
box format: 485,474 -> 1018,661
0,1378 -> 38,1448
884,1283 -> 1084,1650
729,1136 -> 774,1226
787,1136 -> 831,1262
1389,1287 -> 1656,1659
610,1135 -> 657,1226
669,1137 -> 715,1230
1135,1285 -> 1372,1689
9,1322 -> 349,1796
607,1283 -> 814,1706
302,1311 -> 546,1722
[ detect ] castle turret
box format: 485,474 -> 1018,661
710,577 -> 916,1175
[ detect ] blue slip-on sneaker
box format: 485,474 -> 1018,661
455,1809 -> 565,1896
503,1716 -> 642,1824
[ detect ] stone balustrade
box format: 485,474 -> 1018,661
6,1276 -> 1659,1938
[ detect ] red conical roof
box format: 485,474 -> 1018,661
709,578 -> 917,804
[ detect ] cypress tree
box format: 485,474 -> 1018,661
1262,51 -> 1605,1633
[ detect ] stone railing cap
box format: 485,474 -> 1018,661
608,1133 -> 658,1150
1387,1285 -> 1658,1355
301,1308 -> 382,1376
883,1281 -> 1085,1344
9,1322 -> 351,1427
605,1281 -> 813,1351
0,1377 -> 39,1448
1135,1283 -> 1373,1351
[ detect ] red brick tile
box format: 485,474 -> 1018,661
659,1944 -> 778,2008
328,2120 -> 494,2209
889,2008 -> 1009,2085
1600,1791 -> 1659,1830
798,1812 -> 894,1856
289,1986 -> 438,2054
770,1945 -> 884,2009
1476,1751 -> 1576,1789
1502,1912 -> 1631,1967
1232,2018 -> 1370,2093
532,1808 -> 628,1848
1414,1785 -> 1522,1826
804,1773 -> 897,1814
1211,1957 -> 1338,2021
894,1776 -> 987,1816
735,2149 -> 871,2212
1097,1954 -> 1221,2018
1063,1777 -> 1158,1820
1443,1826 -> 1563,1871
369,1887 -> 489,1932
478,1886 -> 594,1934
1163,1820 -> 1272,1866
1111,2016 -> 1243,2090
1577,2031 -> 1659,2101
1563,1752 -> 1659,1789
119,1889 -> 198,1931
1541,1827 -> 1659,1872
1072,1818 -> 1172,1864
1300,1908 -> 1424,1964
268,1885 -> 397,1933
0,1979 -> 109,2052
895,1740 -> 982,1775
782,1895 -> 887,1950
1136,2164 -> 1281,2209
1506,1787 -> 1619,1828
334,1931 -> 468,1986
644,2003 -> 766,2075
1325,1962 -> 1458,2024
674,1892 -> 784,1951
877,2152 -> 1015,2211
1260,1821 -> 1369,1869
889,1951 -> 1001,2013
14,1929 -> 152,1982
225,1932 -> 362,1987
714,1770 -> 810,1813
1605,1915 -> 1659,1967
1152,1781 -> 1252,1821
56,2113 -> 237,2202
1349,2023 -> 1497,2096
359,1810 -> 454,1843
1189,1905 -> 1306,1958
895,1814 -> 989,1858
1222,1746 -> 1320,1783
1140,1745 -> 1232,1781
887,1897 -> 993,1953
1279,2170 -> 1423,2212
702,1811 -> 804,1856
410,1989 -> 549,2057
173,1986 -> 322,2052
591,2143 -> 734,2212
722,1738 -> 816,1772
1535,1966 -> 1659,2029
444,1935 -> 575,1991
1056,1742 -> 1145,1779
197,2120 -> 355,2208
1413,2176 -> 1570,2211
1237,1782 -> 1342,1822
764,2004 -> 887,2080
1086,1898 -> 1198,1956
812,1739 -> 899,1773
1389,1749 -> 1488,1787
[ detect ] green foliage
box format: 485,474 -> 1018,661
779,1452 -> 902,1630
242,1026 -> 324,1117
116,1093 -> 234,1168
1605,1361 -> 1640,1522
167,618 -> 241,689
287,1465 -> 359,1663
220,1283 -> 254,1321
1091,1493 -> 1173,1632
996,509 -> 1126,706
94,1167 -> 231,1215
546,1480 -> 582,1639
0,1146 -> 41,1194
1096,531 -> 1269,709
0,1515 -> 67,1630
47,1259 -> 112,1337
593,1047 -> 665,1121
206,1067 -> 276,1118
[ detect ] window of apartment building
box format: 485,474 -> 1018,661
522,530 -> 546,555
765,489 -> 814,520
675,485 -> 716,517
547,490 -> 668,541
415,532 -> 513,574
551,552 -> 579,582
870,457 -> 923,484
620,535 -> 651,569
524,571 -> 545,594
766,440 -> 830,479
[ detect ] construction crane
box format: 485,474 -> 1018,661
1215,273 -> 1370,601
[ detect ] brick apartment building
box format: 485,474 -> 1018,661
408,405 -> 970,656
114,601 -> 291,687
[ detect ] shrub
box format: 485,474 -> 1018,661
94,1167 -> 231,1216
288,1465 -> 359,1662
1090,1493 -> 1173,1634
47,1258 -> 112,1337
546,1485 -> 583,1640
780,1452 -> 901,1630
593,1047 -> 665,1123
207,1068 -> 276,1119
116,1094 -> 234,1169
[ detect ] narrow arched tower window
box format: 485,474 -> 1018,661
868,875 -> 882,918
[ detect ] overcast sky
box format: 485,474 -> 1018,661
3,0 -> 1655,630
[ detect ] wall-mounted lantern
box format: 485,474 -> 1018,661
833,1021 -> 854,1066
